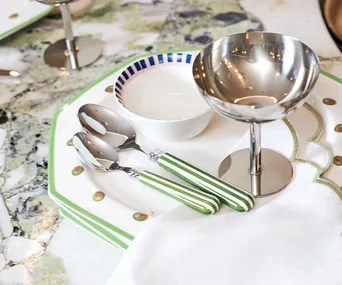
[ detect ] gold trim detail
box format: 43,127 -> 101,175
283,103 -> 342,199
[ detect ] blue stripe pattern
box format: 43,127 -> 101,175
157,54 -> 164,64
116,95 -> 122,103
115,52 -> 194,100
148,56 -> 155,66
118,77 -> 125,85
115,82 -> 122,90
127,66 -> 134,75
122,71 -> 129,80
167,53 -> 173,62
134,62 -> 142,71
140,60 -> 147,69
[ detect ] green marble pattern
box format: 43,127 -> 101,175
0,0 -> 339,284
27,251 -> 69,285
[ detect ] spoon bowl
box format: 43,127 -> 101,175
78,104 -> 139,151
72,132 -> 122,172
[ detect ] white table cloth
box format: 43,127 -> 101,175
106,162 -> 342,285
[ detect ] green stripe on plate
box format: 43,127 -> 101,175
60,206 -> 129,250
60,208 -> 119,248
0,6 -> 54,41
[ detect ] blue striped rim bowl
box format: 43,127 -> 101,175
113,51 -> 214,142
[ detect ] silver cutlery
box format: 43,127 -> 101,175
73,132 -> 221,215
77,104 -> 255,212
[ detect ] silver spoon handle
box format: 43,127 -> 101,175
137,170 -> 220,215
156,152 -> 255,212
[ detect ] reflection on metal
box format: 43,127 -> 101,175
37,0 -> 102,69
193,32 -> 320,197
193,32 -> 320,123
234,95 -> 277,106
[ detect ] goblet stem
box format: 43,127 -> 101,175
250,122 -> 262,196
250,122 -> 262,174
60,3 -> 78,69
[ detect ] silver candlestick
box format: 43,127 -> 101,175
193,32 -> 320,197
36,0 -> 102,69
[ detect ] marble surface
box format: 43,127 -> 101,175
0,0 -> 341,284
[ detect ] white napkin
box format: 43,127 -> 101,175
106,162 -> 342,285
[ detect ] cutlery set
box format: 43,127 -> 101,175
73,132 -> 221,215
73,103 -> 255,214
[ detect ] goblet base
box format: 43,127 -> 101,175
44,37 -> 102,69
218,148 -> 293,197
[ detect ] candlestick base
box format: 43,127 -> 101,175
44,36 -> 102,69
218,148 -> 293,197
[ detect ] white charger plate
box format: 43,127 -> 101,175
49,50 -> 252,250
49,49 -> 342,251
0,0 -> 53,41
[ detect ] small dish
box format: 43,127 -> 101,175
113,51 -> 214,141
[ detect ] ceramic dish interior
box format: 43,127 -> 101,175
113,51 -> 214,141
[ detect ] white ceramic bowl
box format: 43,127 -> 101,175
113,51 -> 214,141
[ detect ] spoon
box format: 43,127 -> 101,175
73,132 -> 221,215
78,104 -> 255,212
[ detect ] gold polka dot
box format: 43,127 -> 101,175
93,191 -> 105,201
322,98 -> 336,105
105,85 -> 113,93
72,166 -> 84,175
133,212 -> 148,221
9,13 -> 19,19
333,156 -> 342,166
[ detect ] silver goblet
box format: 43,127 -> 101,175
193,32 -> 320,197
36,0 -> 102,69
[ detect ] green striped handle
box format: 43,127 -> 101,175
157,153 -> 255,212
138,170 -> 221,215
